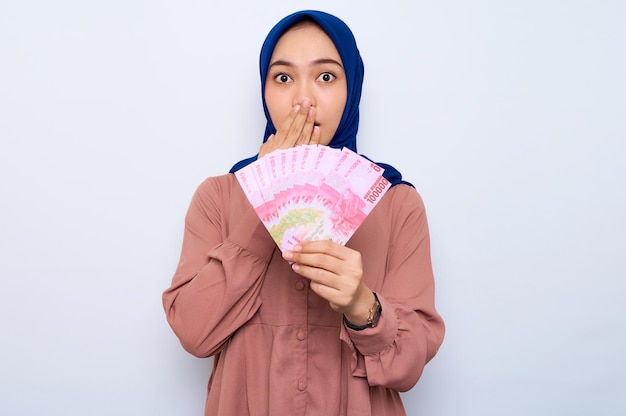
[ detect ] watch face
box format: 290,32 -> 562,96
368,299 -> 382,327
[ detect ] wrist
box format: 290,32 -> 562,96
343,291 -> 381,330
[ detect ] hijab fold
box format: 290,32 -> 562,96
229,10 -> 410,188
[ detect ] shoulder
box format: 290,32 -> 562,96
189,173 -> 242,211
194,173 -> 239,197
362,183 -> 429,235
377,184 -> 430,232
383,183 -> 427,213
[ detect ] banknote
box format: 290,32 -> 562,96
235,145 -> 390,252
299,147 -> 390,245
234,163 -> 263,208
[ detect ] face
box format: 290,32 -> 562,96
264,22 -> 348,146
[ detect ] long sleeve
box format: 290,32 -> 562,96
162,175 -> 277,357
162,177 -> 444,415
339,184 -> 445,392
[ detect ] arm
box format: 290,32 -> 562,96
283,185 -> 444,391
164,100 -> 319,357
162,176 -> 276,358
341,186 -> 445,391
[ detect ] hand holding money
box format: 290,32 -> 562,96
282,240 -> 375,326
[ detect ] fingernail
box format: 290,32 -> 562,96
302,98 -> 311,107
308,106 -> 315,116
282,251 -> 293,260
293,104 -> 300,112
293,244 -> 302,252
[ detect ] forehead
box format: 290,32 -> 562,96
271,22 -> 341,61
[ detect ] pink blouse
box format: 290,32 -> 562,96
162,173 -> 444,415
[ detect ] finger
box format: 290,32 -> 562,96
295,240 -> 347,260
274,104 -> 301,145
258,134 -> 275,158
285,98 -> 312,147
299,266 -> 361,311
296,105 -> 316,146
291,242 -> 362,281
309,125 -> 321,146
292,250 -> 340,274
309,280 -> 342,304
259,103 -> 301,157
291,261 -> 342,289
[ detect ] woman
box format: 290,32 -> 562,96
163,10 -> 445,416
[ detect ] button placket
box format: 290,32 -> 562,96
291,273 -> 308,397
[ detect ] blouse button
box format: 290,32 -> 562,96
298,379 -> 307,391
295,281 -> 305,291
297,331 -> 305,341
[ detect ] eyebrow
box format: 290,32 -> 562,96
269,58 -> 344,69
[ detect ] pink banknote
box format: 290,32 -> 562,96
235,145 -> 390,252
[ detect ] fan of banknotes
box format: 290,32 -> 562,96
235,145 -> 391,252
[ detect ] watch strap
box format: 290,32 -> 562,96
343,292 -> 382,331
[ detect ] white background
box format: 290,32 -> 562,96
1,1 -> 625,415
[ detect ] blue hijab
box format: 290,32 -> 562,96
229,10 -> 410,187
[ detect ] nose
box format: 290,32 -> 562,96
292,81 -> 316,107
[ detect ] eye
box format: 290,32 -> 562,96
318,72 -> 336,83
274,73 -> 292,83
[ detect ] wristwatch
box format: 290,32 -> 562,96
343,293 -> 382,331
